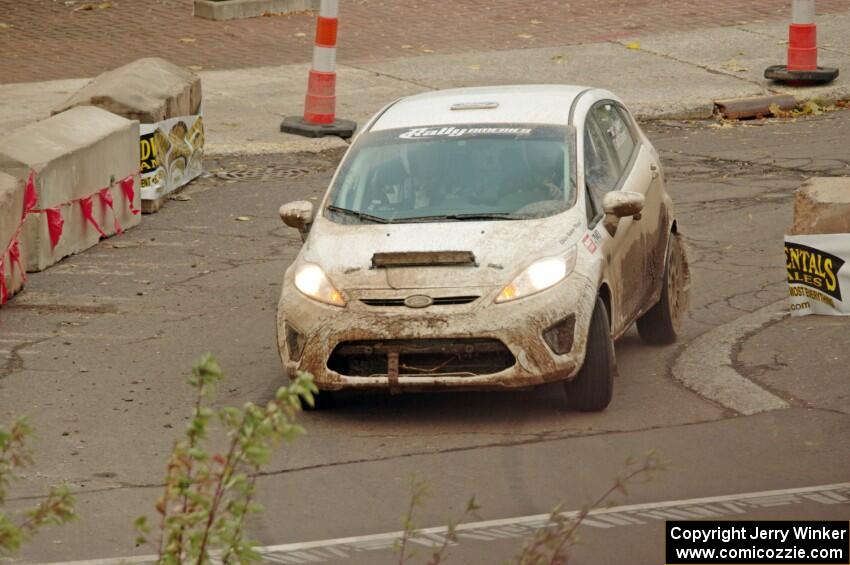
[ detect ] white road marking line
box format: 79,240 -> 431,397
41,482 -> 850,565
673,300 -> 790,415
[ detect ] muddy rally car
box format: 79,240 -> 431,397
277,85 -> 689,410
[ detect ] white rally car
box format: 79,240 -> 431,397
277,85 -> 689,411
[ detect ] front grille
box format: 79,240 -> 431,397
433,295 -> 479,305
360,296 -> 479,307
328,338 -> 515,377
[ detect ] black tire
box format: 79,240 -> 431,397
564,297 -> 615,412
301,389 -> 338,411
637,232 -> 690,345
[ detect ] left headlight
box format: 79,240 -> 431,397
294,263 -> 346,306
496,246 -> 577,303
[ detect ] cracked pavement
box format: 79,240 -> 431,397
1,112 -> 849,563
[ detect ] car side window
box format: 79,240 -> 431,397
615,106 -> 639,166
584,113 -> 620,195
592,102 -> 637,174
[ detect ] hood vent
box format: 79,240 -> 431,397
371,251 -> 477,268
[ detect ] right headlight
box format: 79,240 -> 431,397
496,246 -> 577,303
294,263 -> 346,307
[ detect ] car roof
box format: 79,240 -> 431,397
370,85 -> 592,132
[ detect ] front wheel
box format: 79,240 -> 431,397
564,297 -> 616,412
637,232 -> 690,345
301,389 -> 339,411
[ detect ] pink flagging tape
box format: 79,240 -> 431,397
79,195 -> 107,238
28,171 -> 139,250
120,176 -> 140,215
24,171 -> 37,217
99,188 -> 123,235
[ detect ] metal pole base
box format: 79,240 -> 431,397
280,116 -> 357,139
764,65 -> 839,85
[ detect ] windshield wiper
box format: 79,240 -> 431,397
395,212 -> 520,223
326,205 -> 390,224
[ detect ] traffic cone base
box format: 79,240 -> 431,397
280,116 -> 357,139
764,64 -> 839,86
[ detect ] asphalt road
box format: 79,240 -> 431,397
1,112 -> 848,564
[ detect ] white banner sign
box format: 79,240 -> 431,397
785,233 -> 850,316
139,112 -> 204,201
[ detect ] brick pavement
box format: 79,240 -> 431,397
1,0 -> 849,84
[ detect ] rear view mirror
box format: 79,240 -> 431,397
279,201 -> 315,241
602,191 -> 645,236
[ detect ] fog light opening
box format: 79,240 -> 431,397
286,324 -> 306,361
543,314 -> 576,355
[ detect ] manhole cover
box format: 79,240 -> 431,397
215,164 -> 316,182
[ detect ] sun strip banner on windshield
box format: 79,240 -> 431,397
785,233 -> 850,316
399,126 -> 534,139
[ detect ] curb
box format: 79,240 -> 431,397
205,135 -> 349,157
672,301 -> 791,416
193,0 -> 319,21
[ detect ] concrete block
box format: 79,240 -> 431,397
54,58 -> 204,210
194,0 -> 319,21
0,171 -> 26,304
0,106 -> 141,272
792,177 -> 850,235
52,58 -> 202,123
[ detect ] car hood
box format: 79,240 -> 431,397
299,210 -> 586,290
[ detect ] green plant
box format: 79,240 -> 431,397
135,354 -> 316,564
514,451 -> 664,564
0,418 -> 76,555
396,475 -> 481,565
396,451 -> 664,565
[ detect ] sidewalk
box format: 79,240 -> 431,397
737,314 -> 849,416
1,14 -> 849,156
3,0 -> 849,84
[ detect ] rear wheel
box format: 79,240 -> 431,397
564,297 -> 615,412
637,232 -> 689,345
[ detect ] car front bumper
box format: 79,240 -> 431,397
276,273 -> 598,391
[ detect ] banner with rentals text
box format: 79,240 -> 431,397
139,111 -> 204,202
785,233 -> 850,316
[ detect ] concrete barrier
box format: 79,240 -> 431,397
194,0 -> 319,21
53,58 -> 204,214
53,58 -> 201,123
0,106 -> 140,272
791,177 -> 850,235
0,171 -> 26,305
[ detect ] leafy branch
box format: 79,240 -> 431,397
0,418 -> 76,555
396,451 -> 664,565
515,450 -> 665,565
134,354 -> 317,564
396,475 -> 481,565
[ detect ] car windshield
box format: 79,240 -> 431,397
325,123 -> 576,224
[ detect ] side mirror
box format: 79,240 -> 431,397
601,191 -> 645,236
279,201 -> 315,241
